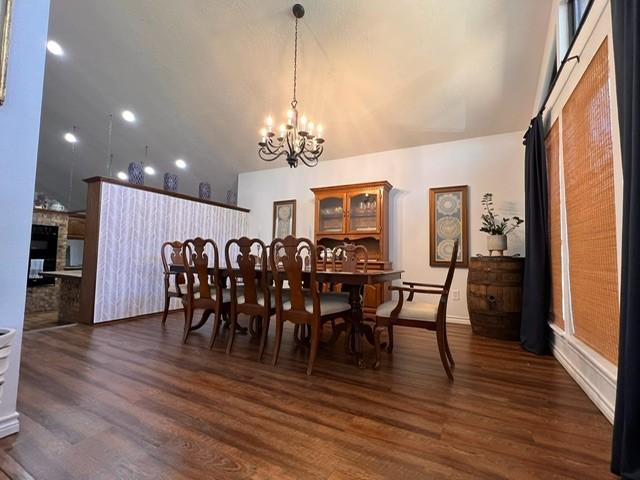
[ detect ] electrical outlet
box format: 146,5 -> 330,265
451,288 -> 460,301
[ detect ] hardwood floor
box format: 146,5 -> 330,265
23,310 -> 74,332
24,310 -> 73,332
0,313 -> 614,479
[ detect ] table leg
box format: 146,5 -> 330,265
325,321 -> 346,346
347,285 -> 366,369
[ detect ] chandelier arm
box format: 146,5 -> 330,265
302,145 -> 323,162
258,147 -> 288,162
285,131 -> 295,155
262,142 -> 277,155
265,137 -> 283,155
299,154 -> 319,167
301,148 -> 320,162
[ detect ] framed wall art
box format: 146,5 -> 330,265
272,199 -> 296,239
0,0 -> 12,105
429,185 -> 469,267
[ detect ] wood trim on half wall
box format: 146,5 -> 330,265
84,177 -> 250,213
79,179 -> 102,324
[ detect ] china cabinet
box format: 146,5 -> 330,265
311,181 -> 393,319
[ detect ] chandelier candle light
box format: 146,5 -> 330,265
258,4 -> 324,168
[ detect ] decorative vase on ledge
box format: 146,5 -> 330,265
164,173 -> 178,192
0,328 -> 16,402
198,182 -> 211,200
487,234 -> 507,256
128,162 -> 145,185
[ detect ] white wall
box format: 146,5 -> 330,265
0,0 -> 51,436
239,131 -> 525,321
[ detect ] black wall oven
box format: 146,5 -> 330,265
28,224 -> 58,286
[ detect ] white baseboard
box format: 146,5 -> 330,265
447,315 -> 470,325
549,325 -> 617,423
0,411 -> 19,438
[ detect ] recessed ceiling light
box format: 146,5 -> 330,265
63,132 -> 77,143
121,110 -> 136,122
144,166 -> 155,175
116,171 -> 128,181
47,40 -> 64,56
175,159 -> 187,169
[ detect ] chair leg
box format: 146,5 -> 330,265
192,309 -> 211,330
387,325 -> 394,353
209,309 -> 222,349
443,321 -> 455,367
272,317 -> 284,366
373,326 -> 384,370
293,325 -> 301,345
437,327 -> 454,381
225,307 -> 238,355
306,321 -> 320,375
258,315 -> 271,361
182,304 -> 193,344
249,315 -> 261,338
161,294 -> 170,326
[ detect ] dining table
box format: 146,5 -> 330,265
170,264 -> 403,367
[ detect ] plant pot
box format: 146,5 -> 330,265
0,328 -> 16,402
487,234 -> 507,256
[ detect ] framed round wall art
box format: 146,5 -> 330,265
429,185 -> 469,267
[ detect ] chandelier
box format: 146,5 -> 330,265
258,4 -> 324,168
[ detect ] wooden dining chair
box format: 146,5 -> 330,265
270,236 -> 351,375
225,237 -> 276,359
331,242 -> 368,273
373,240 -> 459,380
160,241 -> 193,325
181,237 -> 231,345
292,243 -> 333,345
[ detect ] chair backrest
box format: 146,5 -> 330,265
316,245 -> 330,271
161,240 -> 193,285
332,243 -> 368,272
225,237 -> 267,306
182,237 -> 220,301
442,239 -> 459,294
433,239 -> 459,323
270,236 -> 319,320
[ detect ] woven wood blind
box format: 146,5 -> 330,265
545,120 -> 564,330
562,39 -> 619,364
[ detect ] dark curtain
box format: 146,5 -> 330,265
521,114 -> 550,355
611,2 -> 640,478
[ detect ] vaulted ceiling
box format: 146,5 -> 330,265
36,0 -> 552,209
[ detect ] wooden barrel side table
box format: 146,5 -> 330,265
466,256 -> 525,340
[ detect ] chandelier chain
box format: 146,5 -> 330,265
292,17 -> 298,108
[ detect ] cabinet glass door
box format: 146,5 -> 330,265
348,191 -> 379,233
318,195 -> 345,233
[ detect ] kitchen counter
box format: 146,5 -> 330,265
41,271 -> 82,323
41,270 -> 82,279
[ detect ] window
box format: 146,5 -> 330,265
557,0 -> 592,61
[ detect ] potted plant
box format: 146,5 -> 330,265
0,328 -> 16,402
480,193 -> 524,256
